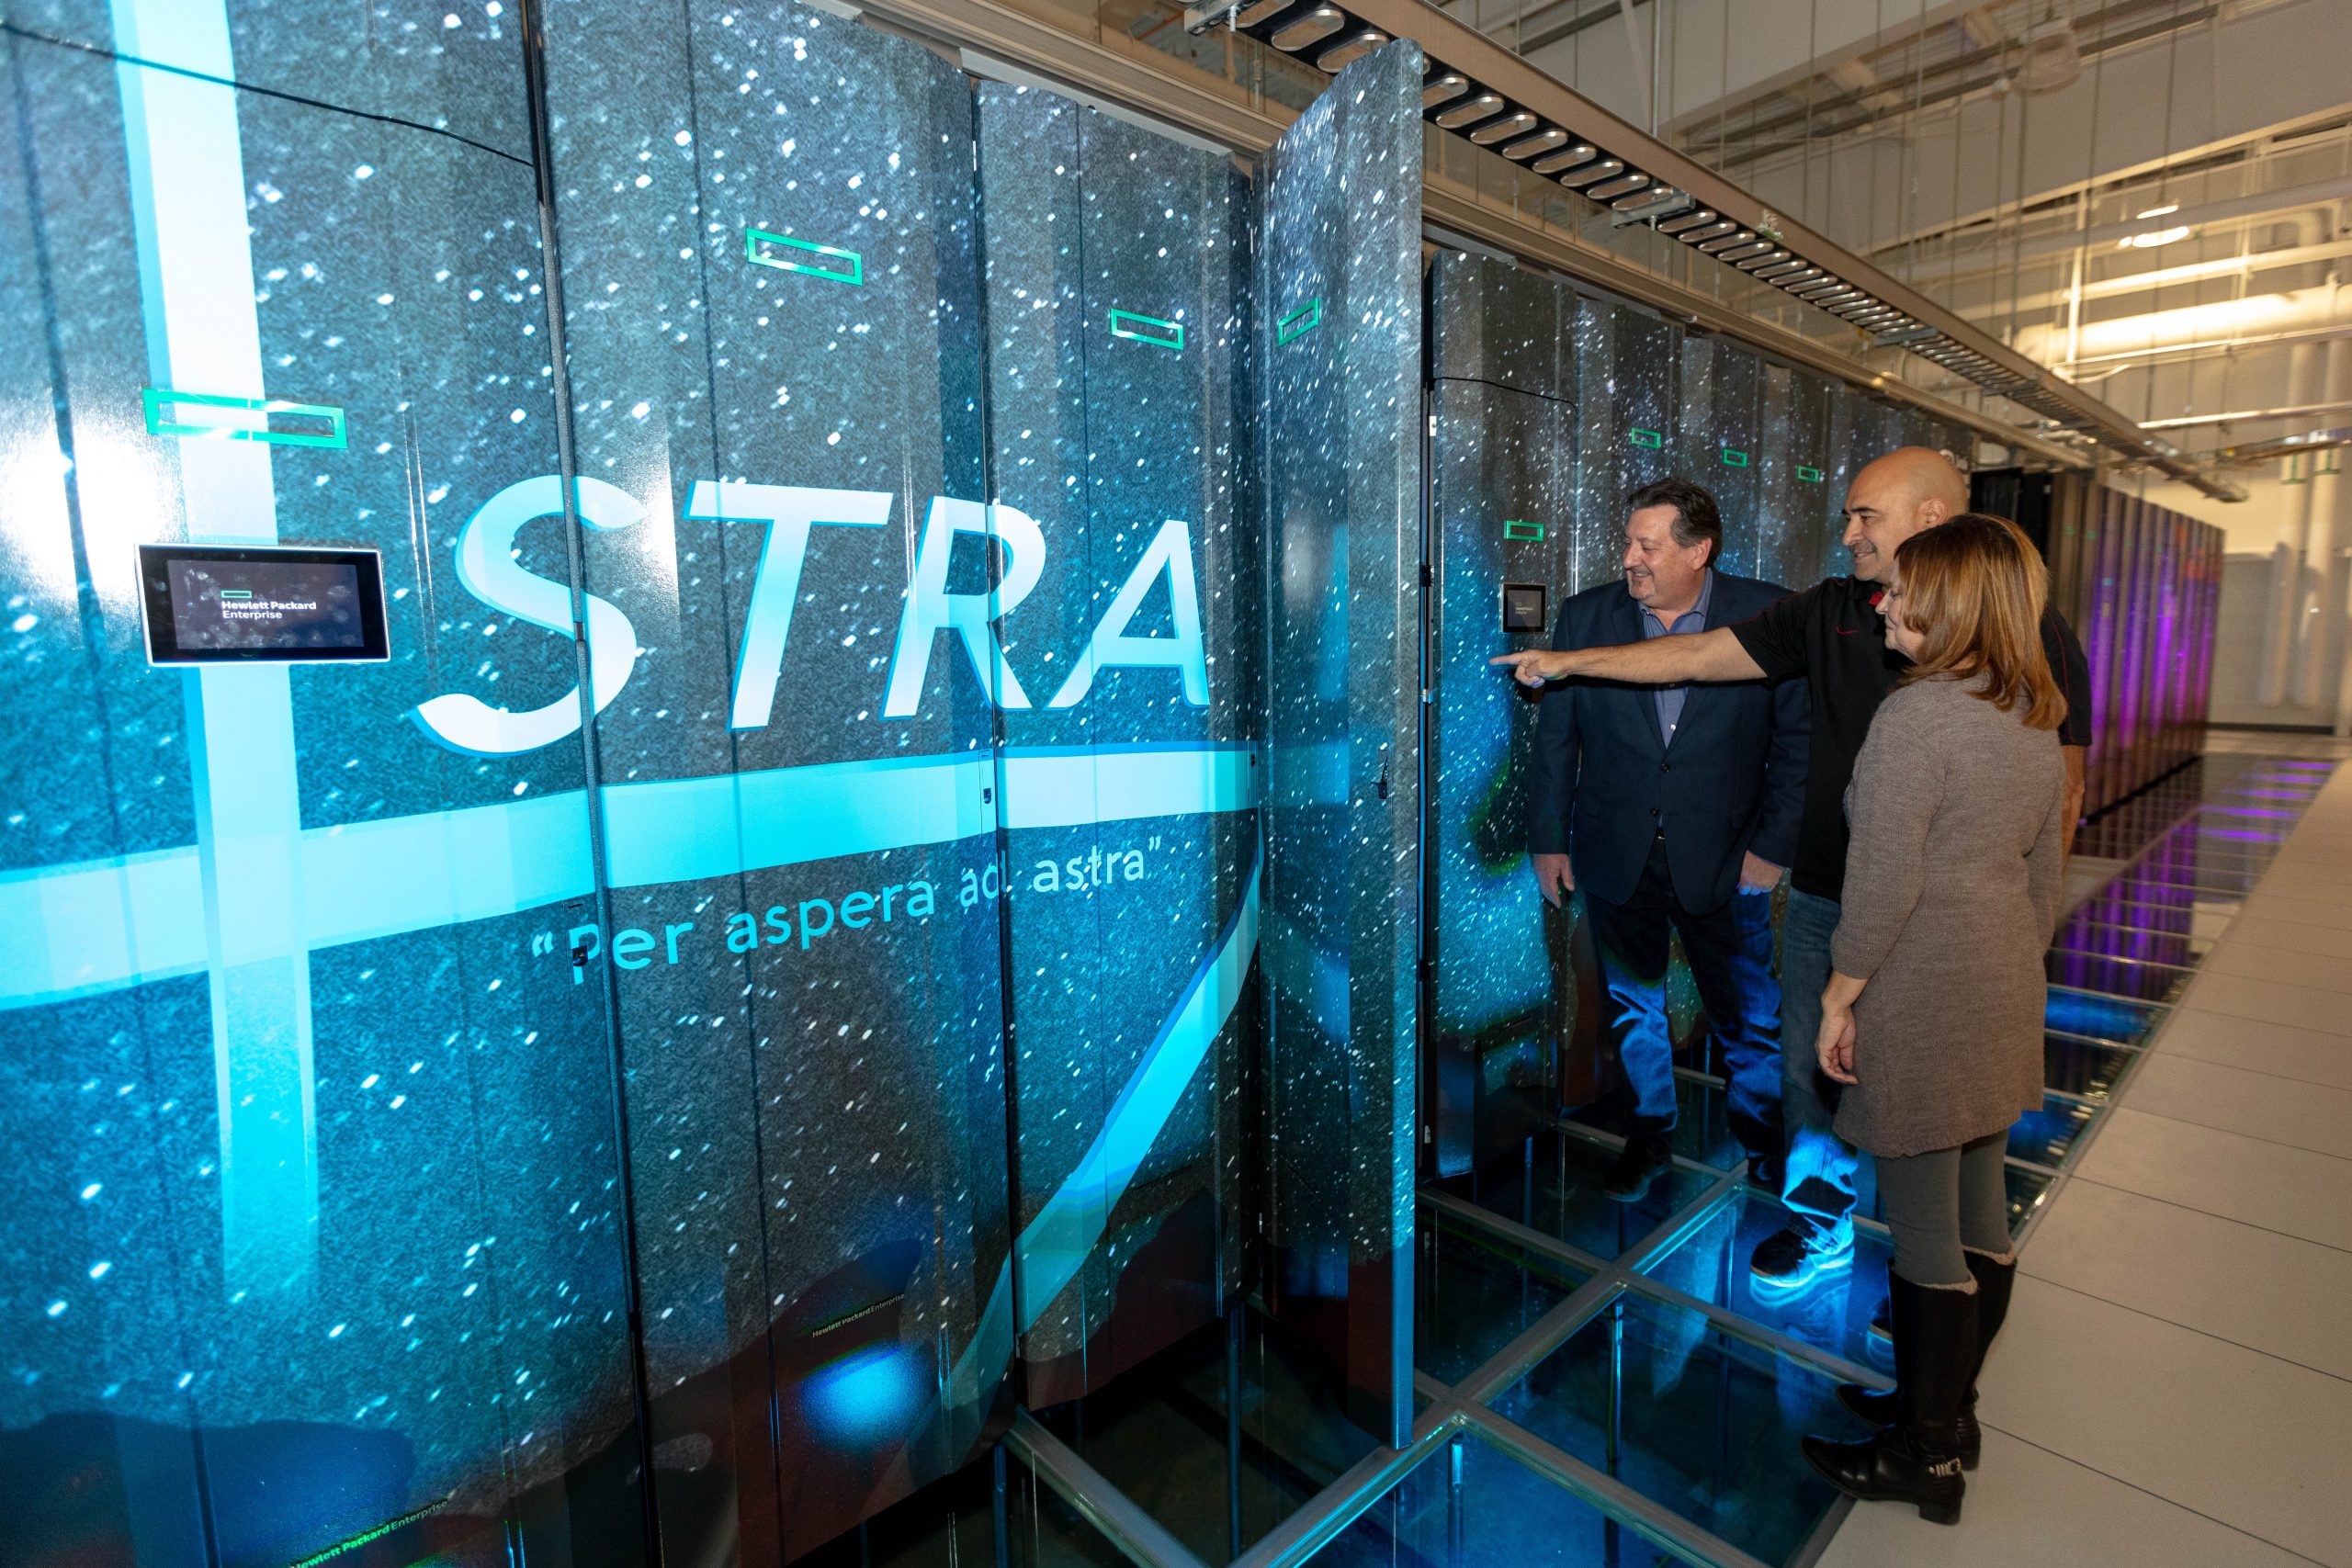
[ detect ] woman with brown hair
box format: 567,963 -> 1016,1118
1799,513 -> 2069,1526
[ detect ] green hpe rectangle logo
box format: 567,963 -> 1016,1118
218,589 -> 254,601
1628,428 -> 1663,448
1108,310 -> 1183,351
142,389 -> 347,449
1720,448 -> 1749,468
1503,520 -> 1544,542
1797,466 -> 1825,482
744,227 -> 862,285
1278,299 -> 1321,344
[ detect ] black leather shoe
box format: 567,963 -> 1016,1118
1804,1270 -> 1975,1524
1837,1251 -> 2016,1471
1601,1132 -> 1673,1201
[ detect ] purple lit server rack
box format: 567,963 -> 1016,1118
1977,468 -> 2222,817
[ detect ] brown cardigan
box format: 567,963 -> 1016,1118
1829,674 -> 2065,1157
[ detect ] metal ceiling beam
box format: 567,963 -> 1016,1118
2142,399 -> 2352,432
1893,175 -> 2352,288
2206,424 -> 2352,467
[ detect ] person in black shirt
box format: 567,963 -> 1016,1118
1495,447 -> 2092,1298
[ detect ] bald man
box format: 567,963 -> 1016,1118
1496,447 -> 2091,1299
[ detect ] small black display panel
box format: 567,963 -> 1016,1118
1500,582 -> 1548,635
136,544 -> 390,665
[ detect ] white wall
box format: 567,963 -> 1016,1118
2130,468 -> 2343,730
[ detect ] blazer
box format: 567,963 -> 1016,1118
1526,570 -> 1810,910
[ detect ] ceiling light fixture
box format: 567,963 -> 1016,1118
2135,203 -> 2179,220
2120,225 -> 2193,250
1315,28 -> 1389,71
1500,128 -> 1568,159
1267,5 -> 1344,50
1555,159 -> 1623,188
1432,92 -> 1505,130
1585,172 -> 1652,200
1529,143 -> 1599,175
1467,110 -> 1538,143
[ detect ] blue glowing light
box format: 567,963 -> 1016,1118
803,1344 -> 924,1447
2043,987 -> 2156,1043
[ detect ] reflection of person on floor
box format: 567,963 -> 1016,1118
1523,478 -> 1808,1202
1496,449 -> 2092,1303
1797,514 -> 2070,1525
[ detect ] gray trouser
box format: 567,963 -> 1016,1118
1873,1133 -> 2013,1288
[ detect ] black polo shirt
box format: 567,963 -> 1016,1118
1727,576 -> 2094,903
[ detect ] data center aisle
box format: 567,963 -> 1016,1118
1335,745 -> 2349,1568
1819,735 -> 2352,1568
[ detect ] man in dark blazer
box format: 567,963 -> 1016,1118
1528,478 -> 1809,1201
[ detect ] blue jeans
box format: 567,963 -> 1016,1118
1583,834 -> 1785,1158
1779,888 -> 1859,1249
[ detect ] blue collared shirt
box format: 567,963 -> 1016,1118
1637,569 -> 1713,748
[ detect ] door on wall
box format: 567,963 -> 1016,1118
1424,254 -> 1581,1179
1255,38 -> 1427,1456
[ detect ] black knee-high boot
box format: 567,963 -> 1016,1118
1804,1271 -> 1974,1524
1837,1249 -> 2015,1470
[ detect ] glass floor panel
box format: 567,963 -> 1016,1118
2052,915 -> 2220,968
1671,1074 -> 1747,1173
2010,1093 -> 2099,1168
2135,832 -> 2279,859
1489,1291 -> 1860,1567
1304,1430 -> 1698,1568
2044,987 -> 2166,1046
1566,1075 -> 1748,1175
2144,833 -> 2284,862
794,1449 -> 1103,1568
1417,1205 -> 1589,1387
1436,1128 -> 1719,1262
2113,865 -> 2264,897
2043,1032 -> 2140,1100
2188,820 -> 2302,843
2104,882 -> 2257,916
2043,950 -> 2196,1004
1007,1453 -> 1130,1568
1634,1190 -> 1894,1371
2068,890 -> 2244,927
2005,1163 -> 2055,1236
1035,1307 -> 1380,1564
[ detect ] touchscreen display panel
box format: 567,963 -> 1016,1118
137,544 -> 390,664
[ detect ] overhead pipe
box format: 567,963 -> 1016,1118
2296,255 -> 2348,709
2255,208 -> 2342,710
1890,175 -> 2352,288
2140,398 -> 2352,431
1973,238 -> 2352,322
2259,339 -> 2327,706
